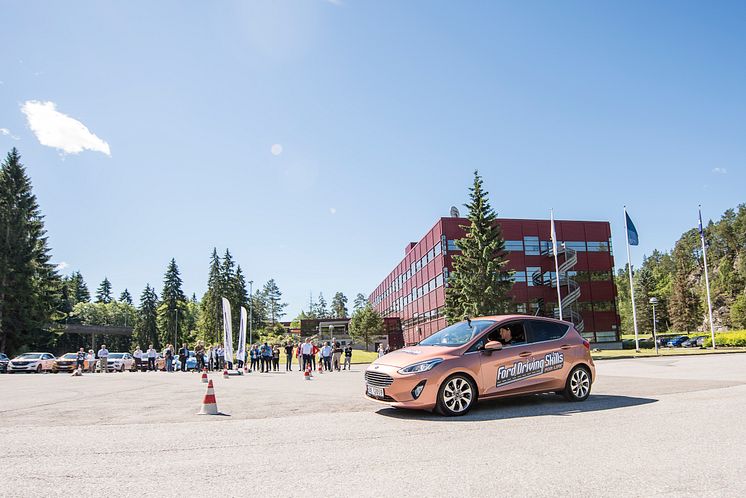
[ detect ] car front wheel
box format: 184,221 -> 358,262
436,374 -> 477,416
36,365 -> 42,373
563,366 -> 591,402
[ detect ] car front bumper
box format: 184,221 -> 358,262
364,364 -> 440,411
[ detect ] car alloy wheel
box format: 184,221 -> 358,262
563,366 -> 591,401
438,374 -> 476,416
36,365 -> 42,373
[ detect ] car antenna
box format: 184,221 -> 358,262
464,316 -> 472,327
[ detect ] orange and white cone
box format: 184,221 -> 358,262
198,380 -> 219,415
318,363 -> 323,374
201,370 -> 208,383
304,367 -> 311,381
223,369 -> 229,379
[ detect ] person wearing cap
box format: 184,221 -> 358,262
86,349 -> 96,372
97,345 -> 109,373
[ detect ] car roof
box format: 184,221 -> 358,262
471,314 -> 570,325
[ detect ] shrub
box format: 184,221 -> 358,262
703,330 -> 746,347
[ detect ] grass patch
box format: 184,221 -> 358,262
285,350 -> 380,366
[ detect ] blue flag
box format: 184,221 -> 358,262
626,212 -> 639,246
698,208 -> 704,238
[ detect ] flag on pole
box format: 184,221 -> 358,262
221,297 -> 234,367
550,209 -> 563,321
237,306 -> 247,364
625,212 -> 639,246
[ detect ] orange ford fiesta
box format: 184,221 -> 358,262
365,315 -> 595,416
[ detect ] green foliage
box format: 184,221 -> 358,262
730,294 -> 746,329
95,277 -> 113,304
67,271 -> 90,305
119,288 -> 132,305
256,322 -> 293,346
314,292 -> 330,319
263,278 -> 287,324
331,292 -> 349,318
349,303 -> 384,349
703,331 -> 746,347
198,249 -> 223,344
0,148 -> 63,355
72,300 -> 137,351
156,258 -> 188,347
353,293 -> 367,312
445,170 -> 512,322
133,284 -> 159,349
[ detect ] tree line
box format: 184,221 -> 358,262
616,204 -> 746,334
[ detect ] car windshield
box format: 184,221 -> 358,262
419,320 -> 496,347
16,353 -> 43,359
108,353 -> 125,359
61,353 -> 77,359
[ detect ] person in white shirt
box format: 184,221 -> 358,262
146,345 -> 157,371
97,345 -> 109,373
133,347 -> 143,372
301,339 -> 313,372
321,342 -> 333,371
86,350 -> 96,373
377,344 -> 385,358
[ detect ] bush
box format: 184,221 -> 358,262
703,330 -> 746,347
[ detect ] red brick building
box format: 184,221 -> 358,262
369,216 -> 620,347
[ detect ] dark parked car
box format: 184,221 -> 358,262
0,353 -> 9,373
682,336 -> 707,348
666,335 -> 690,347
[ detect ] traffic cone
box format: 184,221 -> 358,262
198,380 -> 219,415
223,369 -> 229,379
201,370 -> 208,383
318,362 -> 323,374
304,367 -> 311,381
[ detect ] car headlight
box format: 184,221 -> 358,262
397,358 -> 443,375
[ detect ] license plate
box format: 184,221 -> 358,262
367,385 -> 384,398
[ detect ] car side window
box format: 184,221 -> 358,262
526,320 -> 569,343
490,321 -> 527,346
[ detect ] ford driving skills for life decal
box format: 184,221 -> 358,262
495,351 -> 564,387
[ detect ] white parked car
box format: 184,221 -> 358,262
106,353 -> 136,372
7,352 -> 56,373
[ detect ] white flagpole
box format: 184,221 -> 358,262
624,207 -> 640,351
699,206 -> 716,349
550,209 -> 563,320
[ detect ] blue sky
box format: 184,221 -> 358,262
2,0 -> 744,317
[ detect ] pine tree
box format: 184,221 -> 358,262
198,249 -> 223,344
316,292 -> 329,319
353,293 -> 368,311
444,171 -> 512,322
157,258 -> 187,347
263,279 -> 287,324
0,148 -> 61,354
331,292 -> 348,318
68,271 -> 90,304
119,288 -> 133,305
133,284 -> 160,349
96,277 -> 113,304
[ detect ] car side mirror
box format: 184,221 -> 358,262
482,341 -> 503,354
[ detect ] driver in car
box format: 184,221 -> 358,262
498,326 -> 513,345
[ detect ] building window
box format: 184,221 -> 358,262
587,241 -> 610,252
590,271 -> 612,282
512,271 -> 527,283
594,301 -> 614,312
526,266 -> 541,286
524,236 -> 540,255
447,239 -> 460,252
564,241 -> 586,252
516,303 -> 527,313
435,273 -> 444,288
434,241 -> 442,256
505,240 -> 524,252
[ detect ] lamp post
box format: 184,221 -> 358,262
329,325 -> 334,345
649,297 -> 659,355
173,307 -> 179,349
248,281 -> 253,346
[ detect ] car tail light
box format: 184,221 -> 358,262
582,339 -> 590,350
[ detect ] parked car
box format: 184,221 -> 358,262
0,353 -> 9,373
666,336 -> 690,347
7,352 -> 56,373
53,353 -> 81,373
174,351 -> 199,371
365,315 -> 595,416
682,336 -> 707,348
106,352 -> 136,372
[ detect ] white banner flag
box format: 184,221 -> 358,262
221,297 -> 234,367
237,306 -> 247,363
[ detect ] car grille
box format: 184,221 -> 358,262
13,362 -> 29,366
365,370 -> 394,387
57,361 -> 73,366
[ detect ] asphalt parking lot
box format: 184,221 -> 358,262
1,354 -> 745,497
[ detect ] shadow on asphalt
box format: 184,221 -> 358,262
375,394 -> 658,421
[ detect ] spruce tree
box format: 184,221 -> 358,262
0,148 -> 61,354
68,271 -> 90,304
157,258 -> 187,347
119,288 -> 133,305
444,170 -> 512,322
316,292 -> 329,319
96,277 -> 113,304
133,284 -> 160,349
198,248 -> 223,344
331,292 -> 348,318
353,293 -> 368,312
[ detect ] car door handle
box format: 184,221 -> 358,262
560,345 -> 572,350
518,352 -> 532,358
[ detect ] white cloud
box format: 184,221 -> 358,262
712,167 -> 727,175
329,207 -> 337,215
271,143 -> 283,156
54,261 -> 69,271
0,128 -> 20,140
21,100 -> 111,156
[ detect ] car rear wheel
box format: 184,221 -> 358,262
436,374 -> 477,416
563,366 -> 591,402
